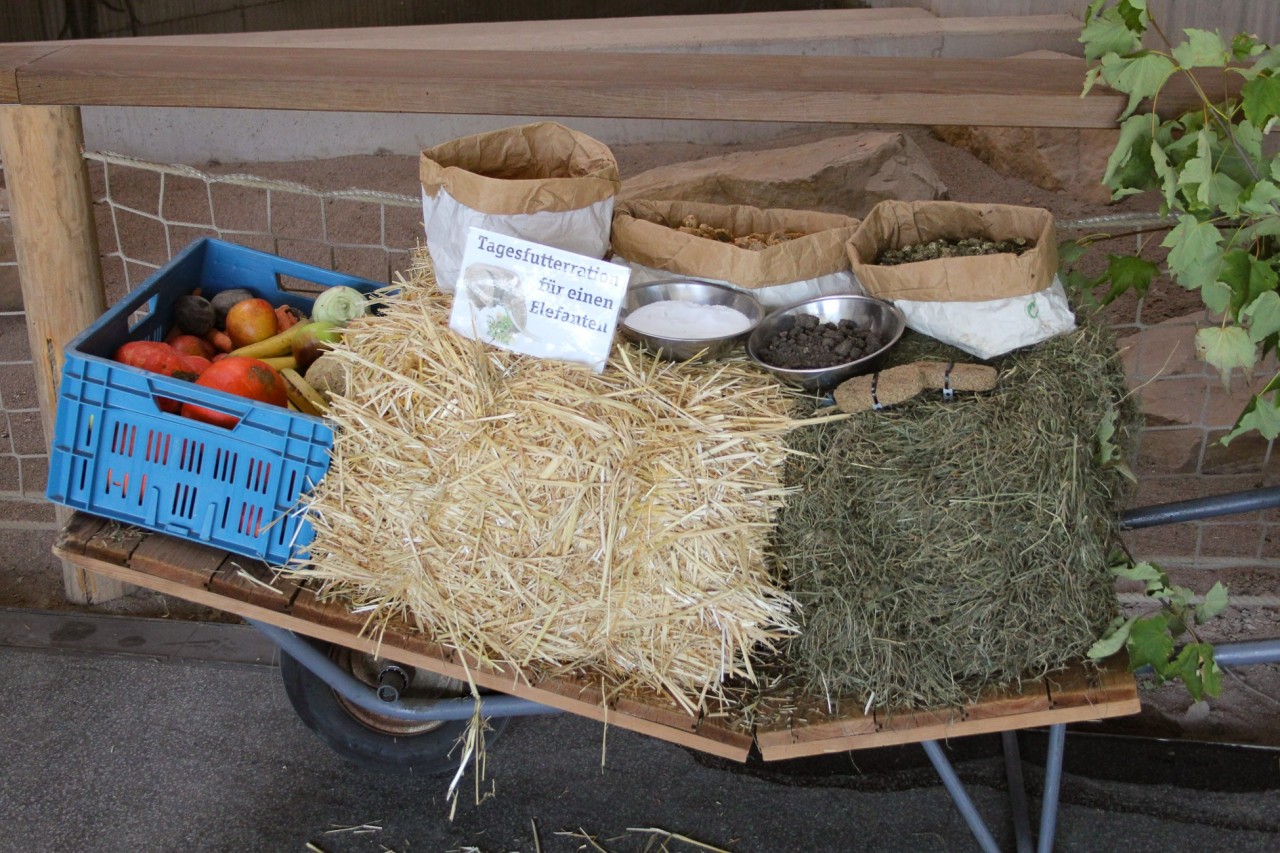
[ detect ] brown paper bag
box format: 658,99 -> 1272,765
611,200 -> 860,308
420,122 -> 622,291
847,200 -> 1057,302
420,121 -> 620,214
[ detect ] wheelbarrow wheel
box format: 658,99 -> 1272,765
279,642 -> 510,775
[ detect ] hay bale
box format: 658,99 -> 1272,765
777,322 -> 1137,711
297,253 -> 807,713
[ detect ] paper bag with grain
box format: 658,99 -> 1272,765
611,199 -> 862,309
421,121 -> 621,292
847,200 -> 1074,359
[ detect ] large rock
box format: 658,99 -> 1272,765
618,131 -> 948,219
932,50 -> 1120,205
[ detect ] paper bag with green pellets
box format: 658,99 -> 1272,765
847,200 -> 1074,359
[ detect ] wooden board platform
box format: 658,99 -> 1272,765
53,513 -> 755,762
53,512 -> 1140,762
755,663 -> 1139,761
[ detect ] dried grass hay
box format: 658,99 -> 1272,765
776,322 -> 1136,712
298,252 -> 813,712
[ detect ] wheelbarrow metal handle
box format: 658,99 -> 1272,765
248,619 -> 558,722
1120,487 -> 1280,530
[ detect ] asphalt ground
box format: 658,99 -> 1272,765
2,608 -> 1278,853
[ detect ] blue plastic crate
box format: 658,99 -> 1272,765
47,238 -> 382,565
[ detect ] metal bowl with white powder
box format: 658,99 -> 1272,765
618,280 -> 764,362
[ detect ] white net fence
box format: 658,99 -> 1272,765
87,150 -> 421,298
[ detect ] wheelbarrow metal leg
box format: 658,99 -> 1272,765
921,739 -> 1001,853
1037,723 -> 1067,853
1002,731 -> 1033,853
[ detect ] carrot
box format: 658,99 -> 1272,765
204,328 -> 234,353
275,304 -> 302,331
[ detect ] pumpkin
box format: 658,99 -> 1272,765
180,356 -> 288,429
114,341 -> 189,377
176,353 -> 212,378
166,332 -> 216,360
114,340 -> 197,413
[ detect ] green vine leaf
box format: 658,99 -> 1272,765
1242,72 -> 1280,128
1201,281 -> 1233,314
1095,405 -> 1136,482
1233,119 -> 1265,167
1099,254 -> 1159,304
1167,643 -> 1223,700
1177,129 -> 1214,188
1195,326 -> 1257,377
1110,560 -> 1164,583
1115,0 -> 1147,31
1101,52 -> 1177,118
1243,291 -> 1280,343
1221,249 -> 1279,315
1088,615 -> 1137,659
1172,29 -> 1229,68
1150,139 -> 1180,208
1080,2 -> 1143,62
1127,615 -> 1175,673
1242,179 -> 1280,215
1163,216 -> 1223,290
1176,129 -> 1243,214
1223,392 -> 1280,443
1198,581 -> 1230,622
1232,33 -> 1263,61
1201,172 -> 1245,215
1103,114 -> 1155,196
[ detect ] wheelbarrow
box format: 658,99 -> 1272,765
51,485 -> 1280,853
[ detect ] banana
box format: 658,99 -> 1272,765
229,321 -> 328,360
261,355 -> 298,371
281,368 -> 329,417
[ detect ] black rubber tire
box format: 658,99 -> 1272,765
279,646 -> 510,775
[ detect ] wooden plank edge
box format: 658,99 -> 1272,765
53,512 -> 108,556
208,553 -> 298,612
83,520 -> 150,565
0,45 -> 64,103
755,712 -> 877,756
963,679 -> 1052,721
53,545 -> 751,762
757,693 -> 1142,762
129,532 -> 227,588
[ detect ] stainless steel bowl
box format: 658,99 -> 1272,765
747,294 -> 906,392
618,280 -> 765,362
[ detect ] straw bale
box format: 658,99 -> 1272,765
296,252 -> 808,712
777,321 -> 1137,712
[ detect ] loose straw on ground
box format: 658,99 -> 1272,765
296,251 -> 816,712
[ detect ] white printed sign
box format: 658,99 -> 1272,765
449,228 -> 631,372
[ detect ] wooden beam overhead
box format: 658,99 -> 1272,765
0,42 -> 1151,128
0,45 -> 62,103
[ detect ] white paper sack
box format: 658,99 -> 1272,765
620,260 -> 864,310
422,189 -> 615,293
894,277 -> 1076,360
